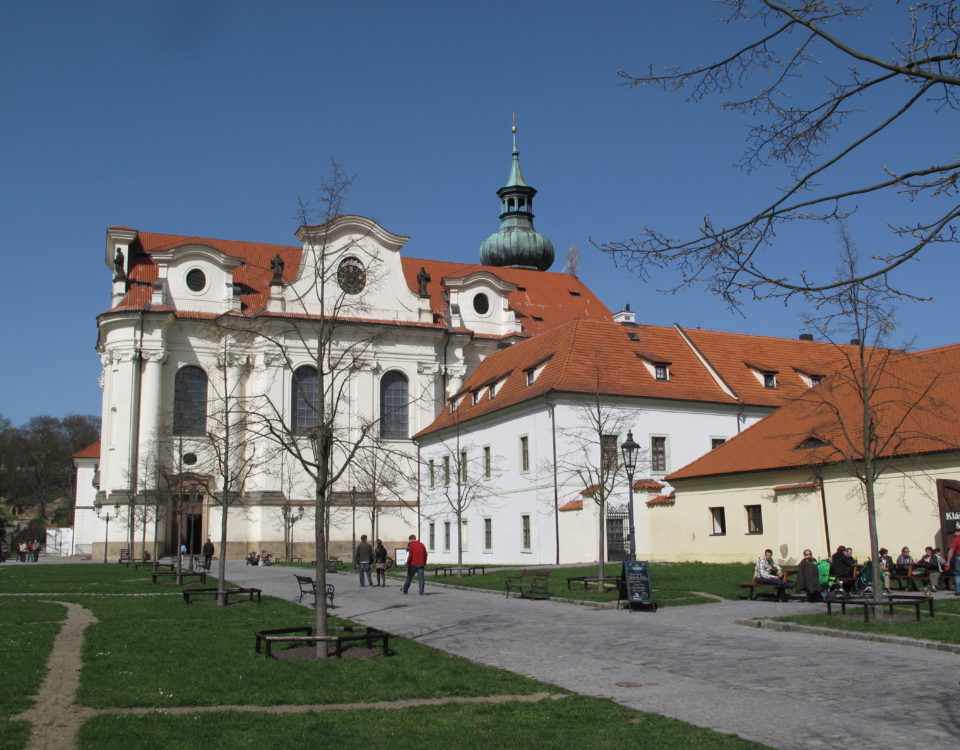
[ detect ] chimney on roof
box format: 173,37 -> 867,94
613,303 -> 636,324
799,333 -> 814,341
850,338 -> 861,346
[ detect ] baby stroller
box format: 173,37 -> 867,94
854,560 -> 884,595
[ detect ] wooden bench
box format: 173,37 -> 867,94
825,592 -> 934,622
505,569 -> 551,599
566,575 -> 619,591
153,570 -> 207,585
737,580 -> 793,602
254,625 -> 392,659
295,574 -> 335,607
183,587 -> 261,605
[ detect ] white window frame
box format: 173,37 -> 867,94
520,513 -> 532,552
519,435 -> 530,474
483,516 -> 493,553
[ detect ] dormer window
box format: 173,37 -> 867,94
796,436 -> 828,450
810,375 -> 823,386
185,268 -> 207,293
763,372 -> 777,389
654,364 -> 669,381
472,390 -> 482,405
525,369 -> 535,386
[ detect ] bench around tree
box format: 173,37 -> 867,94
183,587 -> 261,605
254,625 -> 392,659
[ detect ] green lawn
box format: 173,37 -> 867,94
0,563 -> 771,750
390,561 -> 753,606
776,596 -> 960,644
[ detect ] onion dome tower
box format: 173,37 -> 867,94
479,123 -> 555,271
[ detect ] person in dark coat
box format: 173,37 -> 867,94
795,549 -> 822,602
202,538 -> 215,569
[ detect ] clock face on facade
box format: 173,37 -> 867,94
337,257 -> 366,295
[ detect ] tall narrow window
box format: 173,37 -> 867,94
459,449 -> 468,483
521,514 -> 531,550
711,438 -> 726,449
483,446 -> 491,479
428,522 -> 436,551
650,436 -> 667,473
520,435 -> 530,472
428,459 -> 435,489
483,517 -> 493,551
443,455 -> 450,487
746,505 -> 763,534
710,507 -> 726,536
173,366 -> 208,436
601,434 -> 618,473
380,371 -> 409,439
443,521 -> 451,552
291,365 -> 318,434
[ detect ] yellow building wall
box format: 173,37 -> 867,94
652,453 -> 957,565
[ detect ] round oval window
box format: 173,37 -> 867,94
186,269 -> 207,292
182,452 -> 198,466
473,293 -> 490,315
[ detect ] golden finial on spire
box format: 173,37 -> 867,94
511,112 -> 517,134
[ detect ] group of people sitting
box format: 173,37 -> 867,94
754,537 -> 960,601
245,550 -> 272,566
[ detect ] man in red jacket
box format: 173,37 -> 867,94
401,534 -> 428,595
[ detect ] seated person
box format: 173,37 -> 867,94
795,549 -> 822,602
830,545 -> 855,580
919,546 -> 946,591
895,546 -> 914,574
259,550 -> 271,565
246,551 -> 260,566
754,549 -> 791,586
877,548 -> 893,590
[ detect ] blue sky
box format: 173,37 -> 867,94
1,1 -> 955,427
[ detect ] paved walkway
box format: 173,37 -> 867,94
226,562 -> 960,750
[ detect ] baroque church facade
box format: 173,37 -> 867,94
73,130 -> 611,561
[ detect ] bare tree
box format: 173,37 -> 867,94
601,1 -> 959,304
351,440 -> 416,543
243,161 -> 399,655
422,413 -> 496,567
555,358 -> 633,589
794,228 -> 947,603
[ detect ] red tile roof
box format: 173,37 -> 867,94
73,441 -> 100,459
668,344 -> 960,481
772,482 -> 819,492
633,478 -> 665,491
559,499 -> 584,511
110,228 -> 609,338
646,495 -> 675,506
415,319 -> 856,439
679,327 -> 857,408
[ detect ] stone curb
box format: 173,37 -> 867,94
736,617 -> 960,654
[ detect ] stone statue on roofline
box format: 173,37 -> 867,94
417,266 -> 431,298
269,253 -> 285,285
113,248 -> 126,282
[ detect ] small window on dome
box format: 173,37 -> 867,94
473,293 -> 490,315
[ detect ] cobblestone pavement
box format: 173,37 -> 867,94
226,563 -> 960,750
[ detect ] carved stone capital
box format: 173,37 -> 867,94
418,363 -> 440,375
141,349 -> 168,364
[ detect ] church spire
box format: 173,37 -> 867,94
479,119 -> 554,271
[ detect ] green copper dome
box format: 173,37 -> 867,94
479,126 -> 554,271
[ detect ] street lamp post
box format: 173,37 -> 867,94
282,504 -> 305,561
350,486 -> 357,569
620,431 -> 640,562
93,500 -> 121,565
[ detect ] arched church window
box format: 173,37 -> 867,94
291,366 -> 318,434
173,366 -> 208,436
380,371 -> 409,440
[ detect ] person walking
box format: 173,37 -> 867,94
356,535 -> 374,587
202,538 -> 215,570
401,534 -> 428,595
0,540 -> 8,563
946,530 -> 960,596
373,539 -> 389,587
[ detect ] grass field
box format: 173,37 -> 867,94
0,563 -> 771,750
775,596 -> 960,644
385,561 -> 754,606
